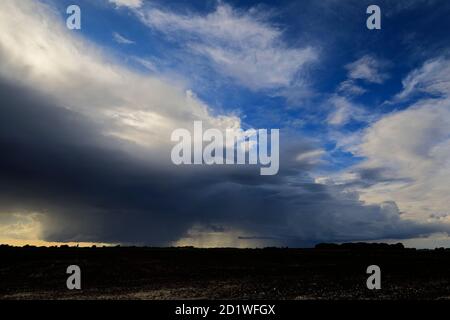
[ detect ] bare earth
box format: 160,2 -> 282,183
1,244 -> 450,300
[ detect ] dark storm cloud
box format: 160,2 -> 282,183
339,167 -> 413,189
1,78 -> 449,246
0,79 -> 190,244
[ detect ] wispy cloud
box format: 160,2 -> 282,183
113,32 -> 135,44
108,0 -> 143,9
132,56 -> 158,72
326,95 -> 373,126
394,58 -> 450,101
137,4 -> 317,91
337,79 -> 366,96
345,55 -> 388,84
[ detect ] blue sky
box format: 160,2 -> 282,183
57,0 -> 448,173
0,0 -> 450,247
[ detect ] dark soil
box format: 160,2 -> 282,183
1,244 -> 450,300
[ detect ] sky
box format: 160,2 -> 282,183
0,0 -> 449,248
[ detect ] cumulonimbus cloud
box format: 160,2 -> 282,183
0,0 -> 448,247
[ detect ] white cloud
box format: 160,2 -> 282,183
138,4 -> 317,90
337,79 -> 366,96
326,96 -> 372,126
0,0 -> 247,244
327,58 -> 450,226
395,58 -> 450,101
327,55 -> 388,128
328,56 -> 386,126
109,0 -> 143,9
113,32 -> 135,44
0,0 -> 240,153
1,0 -> 447,246
331,94 -> 450,225
295,149 -> 326,165
345,55 -> 387,84
132,56 -> 158,72
356,98 -> 450,218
